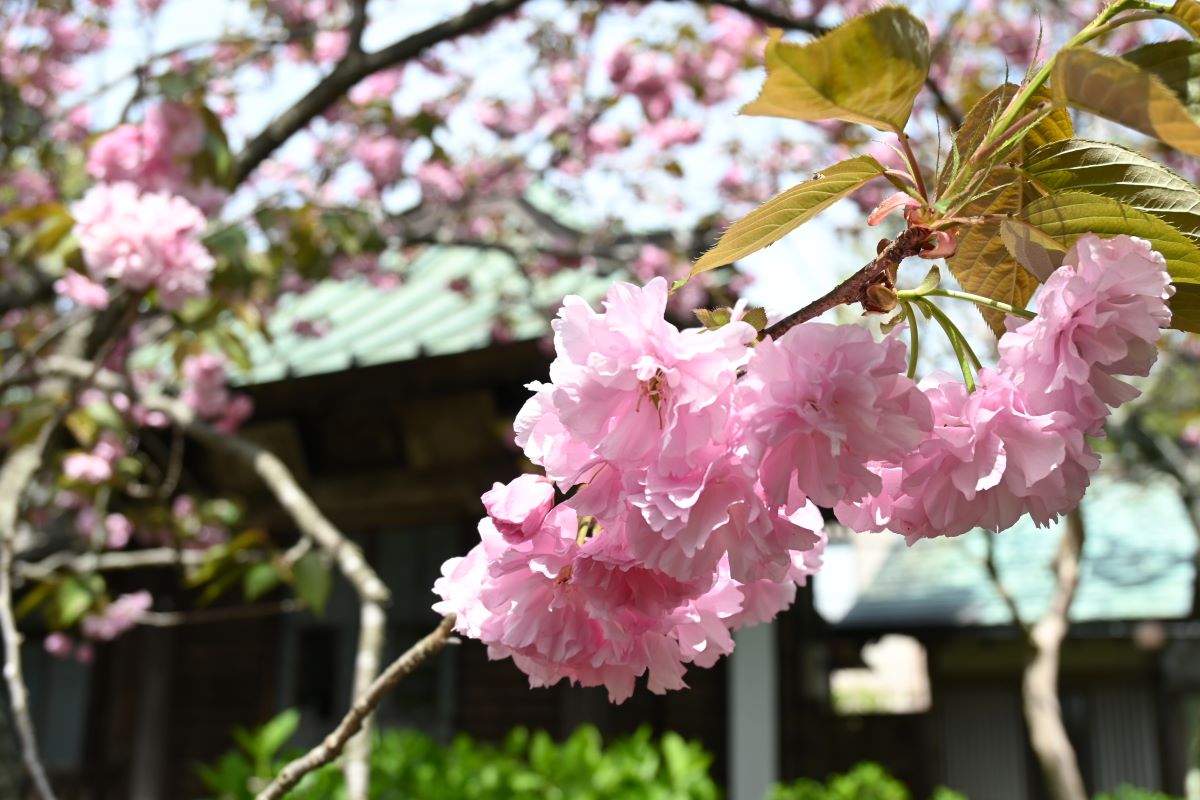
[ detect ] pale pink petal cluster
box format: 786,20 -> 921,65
72,182 -> 215,310
437,278 -> 945,700
837,234 -> 1171,542
80,591 -> 152,641
181,352 -> 254,432
86,102 -> 225,213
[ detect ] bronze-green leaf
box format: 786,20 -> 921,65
999,219 -> 1068,281
1169,0 -> 1200,38
1021,190 -> 1200,289
946,180 -> 1039,335
1121,40 -> 1200,117
1170,280 -> 1200,333
740,8 -> 929,132
1051,47 -> 1200,157
1022,139 -> 1200,242
938,84 -> 1071,198
691,155 -> 886,275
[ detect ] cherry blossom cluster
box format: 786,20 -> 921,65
838,234 -> 1173,541
70,182 -> 215,311
435,276 -> 930,701
87,102 -> 227,215
435,234 -> 1172,702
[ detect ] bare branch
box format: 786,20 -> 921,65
983,534 -> 1033,642
41,355 -> 393,791
761,226 -> 933,340
16,547 -> 205,583
348,0 -> 369,53
0,431 -> 62,800
139,599 -> 302,627
234,0 -> 530,185
254,614 -> 458,800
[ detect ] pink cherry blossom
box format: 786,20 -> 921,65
81,591 -> 152,641
837,370 -> 1099,542
736,322 -> 932,510
54,271 -> 110,310
997,233 -> 1173,433
180,352 -> 232,417
482,474 -> 556,544
72,182 -> 214,310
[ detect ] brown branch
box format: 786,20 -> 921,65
348,0 -> 369,53
15,547 -> 205,583
139,599 -> 302,627
254,614 -> 458,800
40,356 -> 392,792
233,0 -> 530,185
0,430 -> 62,800
760,225 -> 932,340
983,534 -> 1033,642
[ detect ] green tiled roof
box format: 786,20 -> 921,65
234,246 -> 618,385
838,478 -> 1197,630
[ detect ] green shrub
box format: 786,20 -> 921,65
197,710 -> 720,800
769,763 -> 965,800
1094,788 -> 1180,800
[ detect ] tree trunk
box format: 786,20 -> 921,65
1023,630 -> 1086,800
1020,509 -> 1088,800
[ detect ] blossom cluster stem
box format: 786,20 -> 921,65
761,226 -> 933,341
898,287 -> 1036,319
255,614 -> 458,800
901,301 -> 920,379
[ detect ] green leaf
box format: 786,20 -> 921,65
1020,191 -> 1200,287
999,218 -> 1067,281
937,83 -> 1071,198
243,562 -> 281,601
1170,280 -> 1200,332
1022,139 -> 1200,242
15,580 -> 58,621
1169,0 -> 1200,38
53,578 -> 97,628
292,551 -> 332,616
740,8 -> 930,132
255,709 -> 300,761
946,180 -> 1039,335
691,155 -> 885,274
1051,47 -> 1200,157
1121,40 -> 1200,118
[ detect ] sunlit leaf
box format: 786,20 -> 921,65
1121,40 -> 1200,117
740,8 -> 929,132
999,219 -> 1067,281
1052,47 -> 1200,156
691,155 -> 885,274
938,84 -> 1071,198
1022,139 -> 1200,242
946,180 -> 1039,335
243,562 -> 281,602
1021,191 -> 1200,331
1169,0 -> 1200,38
292,551 -> 332,616
1170,280 -> 1200,333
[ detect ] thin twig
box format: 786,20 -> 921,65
234,0 -> 529,184
760,226 -> 932,341
254,614 -> 458,800
984,534 -> 1033,642
139,599 -> 303,627
0,429 -> 62,800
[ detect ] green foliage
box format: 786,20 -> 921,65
1094,787 -> 1181,800
769,763 -> 964,800
1051,47 -> 1200,158
741,8 -> 930,132
197,713 -> 720,800
1022,139 -> 1200,242
692,156 -> 886,273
